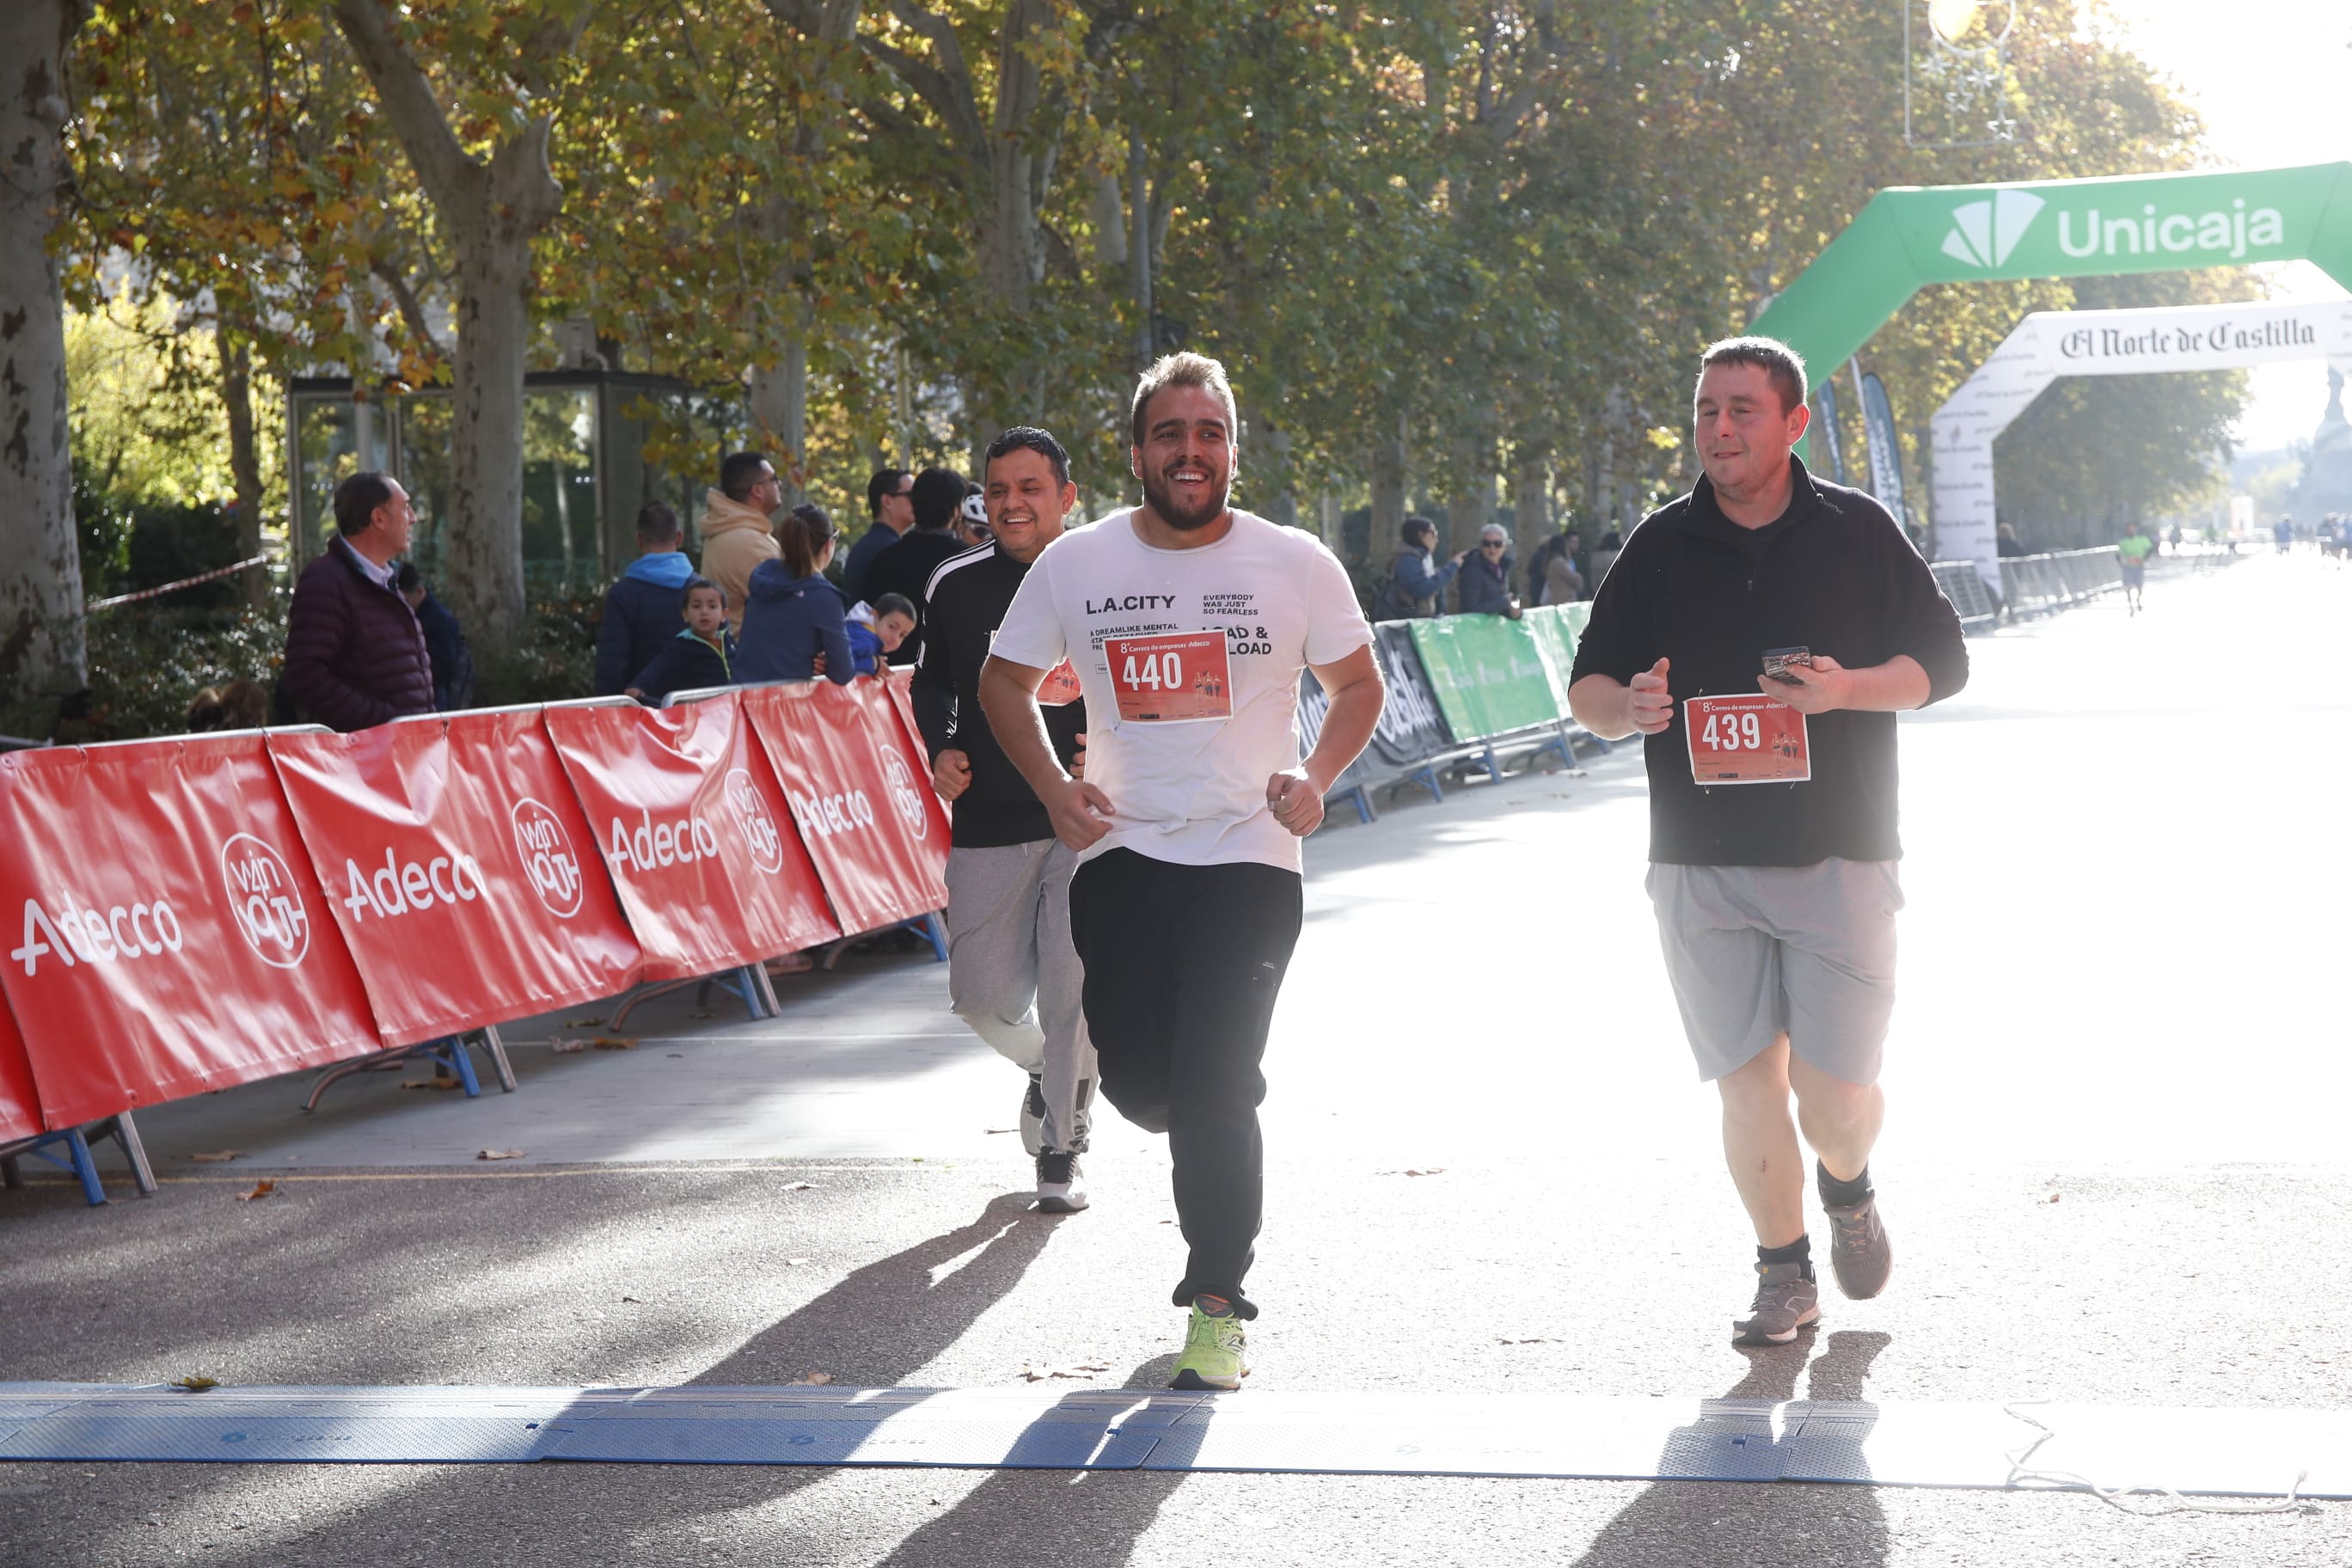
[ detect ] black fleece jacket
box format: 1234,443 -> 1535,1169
1570,458 -> 1968,867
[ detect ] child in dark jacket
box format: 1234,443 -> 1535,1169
626,578 -> 737,705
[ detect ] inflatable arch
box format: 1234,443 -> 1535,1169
1747,163 -> 2352,573
1932,301 -> 2352,585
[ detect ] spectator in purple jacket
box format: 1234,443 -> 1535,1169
279,472 -> 436,732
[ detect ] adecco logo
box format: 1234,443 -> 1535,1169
787,783 -> 876,841
879,745 -> 930,838
218,832 -> 311,970
341,848 -> 489,922
605,806 -> 720,874
723,768 -> 786,873
1941,190 -> 2044,269
11,890 -> 185,977
510,797 -> 585,919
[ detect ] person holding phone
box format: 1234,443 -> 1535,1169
1566,335 -> 1969,1347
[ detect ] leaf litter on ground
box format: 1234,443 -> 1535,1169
234,1180 -> 276,1202
1020,1361 -> 1112,1383
188,1150 -> 240,1163
476,1148 -> 526,1161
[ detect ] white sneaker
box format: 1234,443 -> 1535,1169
1034,1151 -> 1088,1213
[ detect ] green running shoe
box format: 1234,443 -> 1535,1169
1169,1298 -> 1249,1391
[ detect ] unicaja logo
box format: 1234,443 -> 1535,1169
1941,190 -> 2044,269
879,745 -> 929,838
219,832 -> 311,970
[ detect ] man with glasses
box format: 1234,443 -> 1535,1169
701,451 -> 785,636
1457,524 -> 1521,618
842,468 -> 915,605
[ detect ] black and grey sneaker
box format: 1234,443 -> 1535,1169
1034,1150 -> 1088,1213
1822,1194 -> 1892,1299
1732,1260 -> 1820,1345
1019,1073 -> 1047,1157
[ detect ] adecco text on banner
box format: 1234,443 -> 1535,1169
788,782 -> 879,840
12,889 -> 185,976
607,807 -> 723,873
338,847 -> 490,922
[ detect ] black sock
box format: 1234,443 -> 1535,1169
1817,1161 -> 1871,1209
1757,1235 -> 1813,1282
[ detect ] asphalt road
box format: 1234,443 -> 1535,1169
3,550 -> 2347,1567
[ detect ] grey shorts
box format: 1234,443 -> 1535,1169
1645,859 -> 1904,1086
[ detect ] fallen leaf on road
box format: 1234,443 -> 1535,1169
188,1150 -> 240,1163
1500,1338 -> 1564,1345
688,1011 -> 715,1020
591,1037 -> 638,1051
2046,1192 -> 2062,1204
235,1180 -> 276,1202
784,1181 -> 818,1191
399,1078 -> 462,1092
787,1373 -> 832,1386
983,1126 -> 1019,1135
550,1038 -> 587,1055
477,1148 -> 526,1161
1020,1361 -> 1111,1382
169,1375 -> 220,1392
565,1016 -> 607,1027
622,1295 -> 645,1304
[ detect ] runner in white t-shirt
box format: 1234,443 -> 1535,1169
978,352 -> 1384,1391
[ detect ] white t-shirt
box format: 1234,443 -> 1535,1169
991,508 -> 1373,872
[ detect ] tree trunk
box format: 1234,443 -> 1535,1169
0,0 -> 88,711
1511,444 -> 1553,599
331,0 -> 576,665
747,304 -> 809,508
220,334 -> 270,610
439,144 -> 549,658
1128,135 -> 1153,370
977,0 -> 1051,307
1370,426 -> 1407,560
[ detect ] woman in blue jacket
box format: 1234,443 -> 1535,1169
736,503 -> 855,685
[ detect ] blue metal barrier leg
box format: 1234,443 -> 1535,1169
1344,784 -> 1375,824
65,1129 -> 105,1207
428,1036 -> 483,1098
1478,744 -> 1504,785
922,912 -> 948,963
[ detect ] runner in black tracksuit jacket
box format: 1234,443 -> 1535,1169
912,542 -> 1087,845
913,534 -> 1097,1204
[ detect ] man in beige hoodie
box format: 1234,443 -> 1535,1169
701,452 -> 784,634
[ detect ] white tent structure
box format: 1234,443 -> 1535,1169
1932,299 -> 2352,587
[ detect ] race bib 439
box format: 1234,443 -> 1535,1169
1685,693 -> 1810,785
1104,632 -> 1232,724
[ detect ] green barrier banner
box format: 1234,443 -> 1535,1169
1522,604 -> 1581,699
1406,615 -> 1565,740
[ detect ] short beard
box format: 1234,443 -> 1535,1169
1141,468 -> 1230,532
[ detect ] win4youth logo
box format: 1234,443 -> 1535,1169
1939,189 -> 2045,269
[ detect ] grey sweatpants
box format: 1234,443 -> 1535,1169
943,838 -> 1096,1154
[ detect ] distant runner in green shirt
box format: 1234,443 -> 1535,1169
2117,522 -> 2154,616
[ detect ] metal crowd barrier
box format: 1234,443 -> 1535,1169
1994,547 -> 2125,620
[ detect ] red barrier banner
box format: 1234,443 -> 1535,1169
0,997 -> 41,1144
543,695 -> 839,981
741,682 -> 948,934
268,711 -> 643,1046
0,736 -> 382,1128
865,674 -> 954,854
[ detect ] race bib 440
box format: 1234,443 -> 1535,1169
1104,632 -> 1232,724
1685,693 -> 1810,785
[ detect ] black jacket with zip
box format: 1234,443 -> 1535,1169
911,541 -> 1087,849
1569,457 -> 1968,867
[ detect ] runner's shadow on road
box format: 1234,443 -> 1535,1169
1567,1328 -> 1892,1568
870,1355 -> 1191,1568
695,1191 -> 1069,1387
